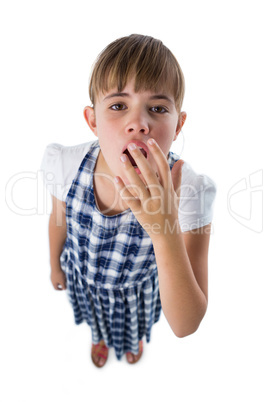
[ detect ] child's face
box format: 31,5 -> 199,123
84,78 -> 186,184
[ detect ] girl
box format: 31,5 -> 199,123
41,34 -> 216,368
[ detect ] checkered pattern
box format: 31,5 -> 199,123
60,140 -> 179,360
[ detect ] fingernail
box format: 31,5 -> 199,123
120,154 -> 127,162
128,143 -> 136,151
148,138 -> 155,146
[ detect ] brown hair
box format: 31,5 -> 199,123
89,34 -> 185,112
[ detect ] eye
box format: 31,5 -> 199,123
150,106 -> 168,114
110,103 -> 127,111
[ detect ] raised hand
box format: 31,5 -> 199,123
114,138 -> 184,240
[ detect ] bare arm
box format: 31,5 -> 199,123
49,195 -> 67,290
113,139 -> 212,338
152,223 -> 210,338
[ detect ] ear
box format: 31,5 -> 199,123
83,106 -> 98,137
173,111 -> 187,141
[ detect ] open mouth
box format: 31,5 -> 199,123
123,147 -> 147,167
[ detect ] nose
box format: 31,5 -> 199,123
125,111 -> 149,135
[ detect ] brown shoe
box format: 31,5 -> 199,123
91,340 -> 109,368
126,340 -> 143,364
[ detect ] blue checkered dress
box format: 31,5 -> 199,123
60,140 -> 179,360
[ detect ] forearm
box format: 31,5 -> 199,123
152,220 -> 207,338
49,214 -> 67,271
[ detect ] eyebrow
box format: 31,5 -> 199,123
103,92 -> 173,104
104,92 -> 129,101
149,94 -> 173,104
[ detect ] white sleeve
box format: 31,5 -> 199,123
178,163 -> 217,232
40,142 -> 90,201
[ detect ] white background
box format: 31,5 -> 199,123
1,1 -> 267,401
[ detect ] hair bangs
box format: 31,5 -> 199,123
89,34 -> 185,111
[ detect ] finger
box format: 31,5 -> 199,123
124,143 -> 162,197
146,139 -> 172,189
120,151 -> 150,199
53,282 -> 61,290
114,176 -> 141,212
171,159 -> 184,195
